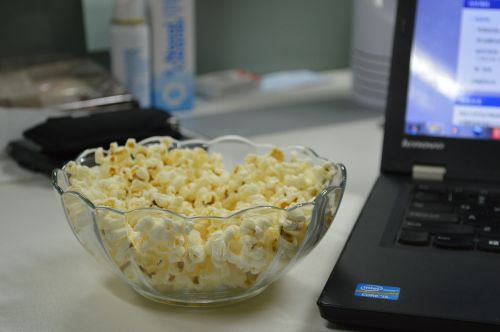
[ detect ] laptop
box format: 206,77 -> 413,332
318,0 -> 500,330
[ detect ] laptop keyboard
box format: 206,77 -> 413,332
397,184 -> 500,252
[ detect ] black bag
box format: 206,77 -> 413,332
7,107 -> 185,175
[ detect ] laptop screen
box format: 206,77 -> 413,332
405,0 -> 500,140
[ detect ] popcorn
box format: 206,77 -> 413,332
65,138 -> 335,291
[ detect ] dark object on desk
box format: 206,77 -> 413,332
318,1 -> 500,331
7,108 -> 184,175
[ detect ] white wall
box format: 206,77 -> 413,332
81,0 -> 353,73
82,0 -> 113,52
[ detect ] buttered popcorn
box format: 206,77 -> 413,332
64,138 -> 336,291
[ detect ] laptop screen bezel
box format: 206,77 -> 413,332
381,0 -> 500,181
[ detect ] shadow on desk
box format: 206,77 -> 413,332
0,156 -> 46,185
102,274 -> 288,315
101,258 -> 390,331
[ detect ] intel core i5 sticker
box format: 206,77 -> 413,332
354,283 -> 400,301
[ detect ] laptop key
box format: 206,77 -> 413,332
415,184 -> 446,194
463,212 -> 492,226
457,203 -> 473,214
477,237 -> 500,252
415,184 -> 436,191
413,191 -> 441,202
398,230 -> 430,246
403,221 -> 474,235
406,210 -> 459,223
450,190 -> 476,203
479,225 -> 500,237
433,234 -> 474,249
491,205 -> 500,217
486,192 -> 500,204
410,201 -> 454,213
478,194 -> 487,206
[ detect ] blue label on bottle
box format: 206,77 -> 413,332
354,283 -> 400,301
125,48 -> 151,108
153,70 -> 193,111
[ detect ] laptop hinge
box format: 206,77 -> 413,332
412,165 -> 446,181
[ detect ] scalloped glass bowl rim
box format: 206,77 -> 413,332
51,135 -> 347,219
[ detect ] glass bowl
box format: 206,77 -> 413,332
52,135 -> 346,306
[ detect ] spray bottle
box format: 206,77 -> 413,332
110,0 -> 151,108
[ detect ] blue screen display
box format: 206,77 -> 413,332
405,0 -> 500,140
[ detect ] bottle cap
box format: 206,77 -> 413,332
113,0 -> 145,21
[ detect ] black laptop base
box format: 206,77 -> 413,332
318,175 -> 500,331
321,306 -> 499,332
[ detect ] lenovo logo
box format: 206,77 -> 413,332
401,138 -> 445,151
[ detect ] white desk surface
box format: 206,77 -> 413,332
0,95 -> 384,332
